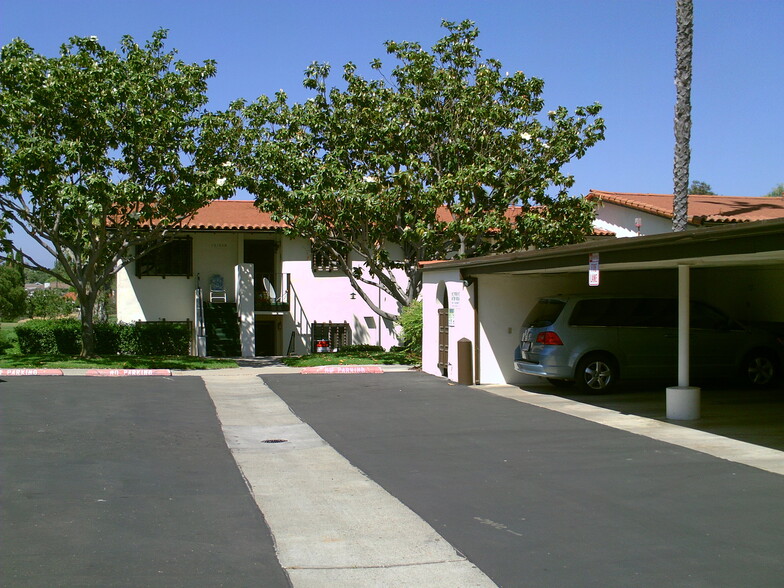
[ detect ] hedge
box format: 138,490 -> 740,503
0,329 -> 15,355
15,319 -> 191,356
337,344 -> 385,353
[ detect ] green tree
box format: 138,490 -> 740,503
240,20 -> 604,319
397,300 -> 423,355
672,0 -> 694,231
0,261 -> 26,320
27,288 -> 75,319
0,30 -> 240,356
689,180 -> 714,195
24,259 -> 70,285
764,184 -> 783,198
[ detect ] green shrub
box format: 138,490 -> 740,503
27,289 -> 75,319
338,344 -> 384,353
0,264 -> 27,321
15,318 -> 191,356
0,329 -> 15,355
94,322 -> 133,355
16,319 -> 81,354
126,321 -> 191,355
397,300 -> 423,354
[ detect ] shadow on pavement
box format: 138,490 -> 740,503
526,380 -> 784,452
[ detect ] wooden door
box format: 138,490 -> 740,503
438,308 -> 449,376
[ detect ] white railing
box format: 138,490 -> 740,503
194,285 -> 207,357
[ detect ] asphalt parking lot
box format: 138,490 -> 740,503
263,372 -> 784,588
3,369 -> 783,587
1,376 -> 289,588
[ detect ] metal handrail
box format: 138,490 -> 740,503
194,276 -> 207,357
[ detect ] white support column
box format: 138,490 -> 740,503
235,263 -> 255,358
667,264 -> 700,420
678,264 -> 690,387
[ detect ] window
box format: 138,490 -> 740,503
311,242 -> 347,273
311,321 -> 351,352
524,298 -> 566,328
569,298 -> 678,328
135,237 -> 193,278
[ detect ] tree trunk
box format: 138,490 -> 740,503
78,294 -> 97,358
672,0 -> 694,232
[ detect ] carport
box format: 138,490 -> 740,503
421,218 -> 784,417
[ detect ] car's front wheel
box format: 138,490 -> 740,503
741,350 -> 779,388
576,353 -> 618,393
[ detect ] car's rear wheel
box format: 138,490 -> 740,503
576,353 -> 618,393
741,350 -> 779,388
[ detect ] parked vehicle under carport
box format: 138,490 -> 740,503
514,295 -> 784,393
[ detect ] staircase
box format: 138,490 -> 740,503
203,302 -> 241,357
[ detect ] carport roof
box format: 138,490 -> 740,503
422,218 -> 784,276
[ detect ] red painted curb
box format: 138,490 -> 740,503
85,369 -> 172,377
300,365 -> 384,374
0,368 -> 63,376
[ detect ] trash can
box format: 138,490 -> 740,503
457,338 -> 473,385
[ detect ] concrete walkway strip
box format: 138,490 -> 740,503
202,372 -> 494,588
480,384 -> 784,476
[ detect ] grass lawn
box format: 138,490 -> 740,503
0,353 -> 238,370
0,320 -> 238,370
282,349 -> 418,367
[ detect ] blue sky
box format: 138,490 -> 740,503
2,0 -> 783,264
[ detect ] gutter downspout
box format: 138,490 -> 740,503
473,277 -> 480,385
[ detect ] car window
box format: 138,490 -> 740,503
623,299 -> 676,327
570,298 -> 677,327
524,299 -> 566,328
691,302 -> 731,330
570,299 -> 627,326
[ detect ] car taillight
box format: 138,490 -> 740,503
536,331 -> 563,345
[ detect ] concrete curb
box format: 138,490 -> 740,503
0,368 -> 63,376
85,368 -> 172,377
1,364 -> 414,377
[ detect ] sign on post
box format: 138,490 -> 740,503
589,253 -> 600,286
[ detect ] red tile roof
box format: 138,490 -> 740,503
180,200 -> 612,237
435,205 -> 527,223
181,200 -> 285,230
586,190 -> 784,225
182,202 -> 546,229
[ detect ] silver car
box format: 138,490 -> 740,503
514,295 -> 782,393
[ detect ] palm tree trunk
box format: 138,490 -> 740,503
672,0 -> 694,232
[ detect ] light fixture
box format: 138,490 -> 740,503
350,292 -> 356,300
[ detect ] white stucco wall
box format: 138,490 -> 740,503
421,267 -> 476,382
117,232 -> 242,323
593,202 -> 684,237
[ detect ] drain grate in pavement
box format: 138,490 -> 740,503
262,439 -> 288,444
